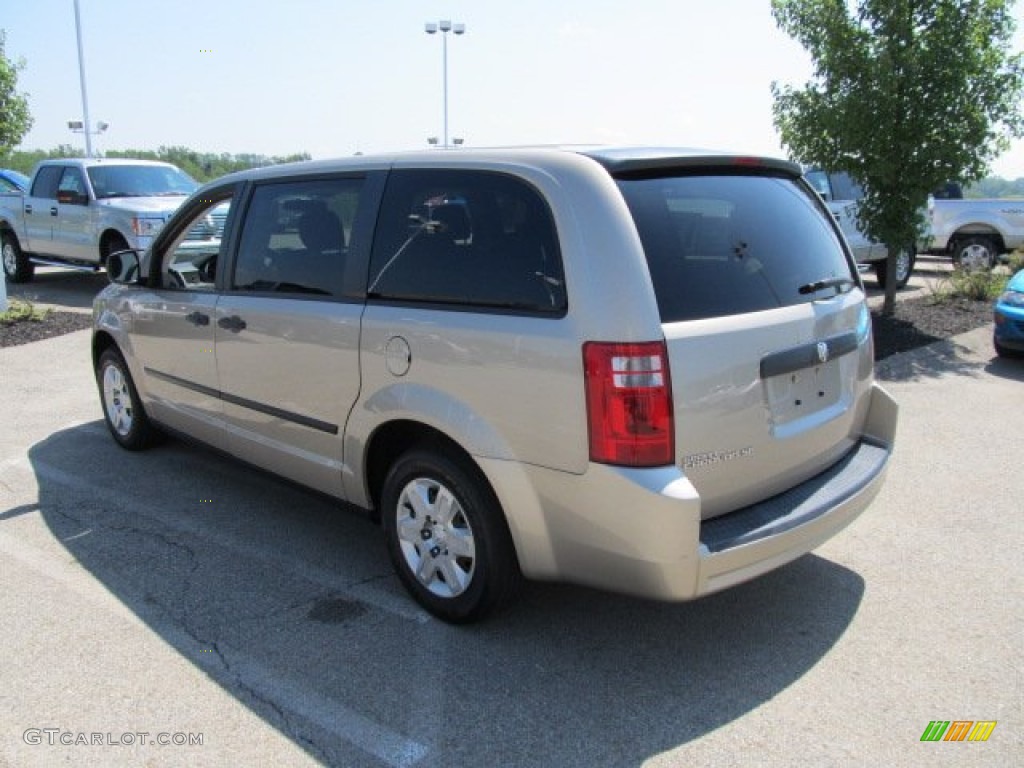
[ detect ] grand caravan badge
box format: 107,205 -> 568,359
683,446 -> 753,470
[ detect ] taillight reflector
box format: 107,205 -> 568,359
583,341 -> 674,467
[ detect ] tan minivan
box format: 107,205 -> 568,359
93,147 -> 898,622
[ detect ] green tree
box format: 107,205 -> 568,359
0,30 -> 33,159
771,0 -> 1024,313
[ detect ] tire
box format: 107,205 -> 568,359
994,338 -> 1024,359
952,236 -> 998,272
381,448 -> 521,623
873,246 -> 915,290
2,231 -> 34,283
96,347 -> 161,450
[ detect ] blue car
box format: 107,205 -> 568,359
994,268 -> 1024,358
0,168 -> 30,193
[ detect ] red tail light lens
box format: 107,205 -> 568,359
583,341 -> 674,467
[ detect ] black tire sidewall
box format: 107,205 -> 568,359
381,449 -> 517,623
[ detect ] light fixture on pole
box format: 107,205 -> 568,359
67,119 -> 109,153
424,19 -> 466,148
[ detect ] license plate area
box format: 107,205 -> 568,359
764,359 -> 841,427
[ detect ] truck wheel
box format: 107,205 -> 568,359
381,447 -> 521,623
873,246 -> 915,290
952,236 -> 997,272
2,231 -> 34,283
96,347 -> 162,450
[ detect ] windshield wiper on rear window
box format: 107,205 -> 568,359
799,276 -> 856,295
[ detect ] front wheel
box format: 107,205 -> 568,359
952,236 -> 998,272
873,247 -> 915,290
2,231 -> 34,283
381,448 -> 521,623
96,347 -> 161,450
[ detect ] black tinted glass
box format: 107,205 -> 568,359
30,166 -> 63,199
232,178 -> 364,297
617,174 -> 854,323
368,170 -> 565,313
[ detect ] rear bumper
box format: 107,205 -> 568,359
485,382 -> 897,601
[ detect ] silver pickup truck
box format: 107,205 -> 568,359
1,158 -> 222,283
926,196 -> 1024,270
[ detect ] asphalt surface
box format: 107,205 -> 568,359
1,268 -> 1022,767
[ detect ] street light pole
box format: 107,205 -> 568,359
424,19 -> 465,148
73,0 -> 94,157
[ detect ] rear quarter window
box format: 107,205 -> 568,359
368,169 -> 566,314
616,173 -> 855,323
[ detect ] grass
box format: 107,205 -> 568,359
0,299 -> 52,325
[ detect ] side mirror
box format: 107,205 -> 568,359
56,190 -> 89,206
106,249 -> 142,284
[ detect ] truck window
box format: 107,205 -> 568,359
57,167 -> 88,198
29,166 -> 63,200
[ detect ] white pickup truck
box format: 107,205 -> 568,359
1,157 -> 221,283
925,196 -> 1024,270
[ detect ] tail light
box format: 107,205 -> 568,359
583,341 -> 674,467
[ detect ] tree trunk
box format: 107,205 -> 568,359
882,249 -> 898,315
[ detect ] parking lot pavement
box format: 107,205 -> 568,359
1,320 -> 1021,766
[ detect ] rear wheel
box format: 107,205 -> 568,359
381,448 -> 521,623
952,236 -> 998,272
873,246 -> 915,290
2,231 -> 34,283
96,347 -> 161,450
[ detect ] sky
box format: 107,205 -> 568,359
4,0 -> 1024,178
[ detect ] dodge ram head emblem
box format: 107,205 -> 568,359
817,341 -> 829,364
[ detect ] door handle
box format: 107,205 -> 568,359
24,204 -> 32,215
185,311 -> 210,327
218,315 -> 247,333
50,207 -> 58,216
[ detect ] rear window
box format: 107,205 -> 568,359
616,174 -> 855,323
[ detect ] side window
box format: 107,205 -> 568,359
29,166 -> 63,199
829,172 -> 865,202
368,170 -> 565,314
57,167 -> 88,199
230,178 -> 363,297
158,191 -> 235,292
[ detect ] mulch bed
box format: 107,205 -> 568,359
1,310 -> 93,348
870,296 -> 993,360
1,295 -> 995,359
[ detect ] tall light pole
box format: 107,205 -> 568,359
73,0 -> 94,157
424,19 -> 465,148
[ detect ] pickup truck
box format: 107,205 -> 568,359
804,169 -> 916,289
1,158 -> 222,283
925,196 -> 1024,270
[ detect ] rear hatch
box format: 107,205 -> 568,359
613,162 -> 873,519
